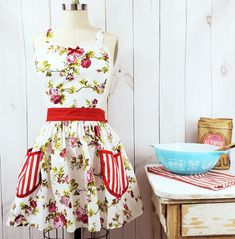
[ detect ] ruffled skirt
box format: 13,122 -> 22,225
6,120 -> 143,232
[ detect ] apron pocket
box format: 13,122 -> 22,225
98,150 -> 129,198
16,148 -> 43,198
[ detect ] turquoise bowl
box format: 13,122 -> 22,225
151,143 -> 229,175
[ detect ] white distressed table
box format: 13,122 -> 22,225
145,164 -> 235,239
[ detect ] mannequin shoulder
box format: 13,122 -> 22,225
103,32 -> 119,64
103,31 -> 118,45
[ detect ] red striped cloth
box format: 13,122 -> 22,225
99,150 -> 129,198
147,165 -> 235,191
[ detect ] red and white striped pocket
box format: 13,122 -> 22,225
98,150 -> 129,198
16,148 -> 43,198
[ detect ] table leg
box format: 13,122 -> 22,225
166,204 -> 180,239
153,212 -> 162,239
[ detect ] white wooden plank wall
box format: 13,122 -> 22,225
1,0 -> 235,239
185,0 -> 213,143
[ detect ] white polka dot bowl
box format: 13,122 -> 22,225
151,143 -> 229,175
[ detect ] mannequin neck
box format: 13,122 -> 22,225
60,10 -> 91,30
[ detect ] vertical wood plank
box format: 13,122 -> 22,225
133,0 -> 160,239
159,0 -> 186,143
212,0 -> 235,143
22,0 -> 50,159
166,204 -> 180,239
0,0 -> 29,238
185,0 -> 213,142
0,156 -> 3,239
21,0 -> 51,238
105,0 -> 135,237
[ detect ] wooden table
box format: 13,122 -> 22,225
145,164 -> 235,239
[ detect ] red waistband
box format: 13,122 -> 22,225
46,108 -> 107,122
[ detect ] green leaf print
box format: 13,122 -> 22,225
41,157 -> 51,173
88,209 -> 95,217
102,67 -> 108,73
41,61 -> 51,73
69,179 -> 79,192
93,80 -> 98,85
83,158 -> 89,170
48,80 -> 53,88
52,135 -> 61,150
67,220 -> 74,226
86,51 -> 95,58
86,99 -> 91,106
63,190 -> 70,197
46,71 -> 52,77
58,47 -> 67,56
52,166 -> 66,183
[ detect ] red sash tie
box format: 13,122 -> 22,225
46,108 -> 107,122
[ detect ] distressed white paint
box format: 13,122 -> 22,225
145,164 -> 235,200
182,203 -> 235,236
152,195 -> 167,233
1,0 -> 235,238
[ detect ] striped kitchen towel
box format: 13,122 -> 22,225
147,165 -> 235,191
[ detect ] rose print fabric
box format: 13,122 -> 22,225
6,28 -> 143,232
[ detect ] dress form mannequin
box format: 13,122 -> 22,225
34,3 -> 118,65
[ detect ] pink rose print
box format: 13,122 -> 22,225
50,94 -> 62,104
103,53 -> 109,61
81,57 -> 91,68
81,214 -> 88,224
75,207 -> 83,217
92,99 -> 98,105
124,204 -> 129,211
65,174 -> 69,184
48,202 -> 57,213
94,125 -> 101,138
46,143 -> 53,155
66,46 -> 85,64
65,73 -> 74,81
60,196 -> 72,208
30,200 -> 37,208
66,54 -> 76,64
75,207 -> 88,224
53,214 -> 67,228
69,137 -> 77,148
60,148 -> 66,158
15,215 -> 24,224
48,88 -> 63,104
97,144 -> 102,151
49,88 -> 58,96
91,99 -> 98,108
86,167 -> 94,183
59,70 -> 66,77
26,205 -> 33,214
